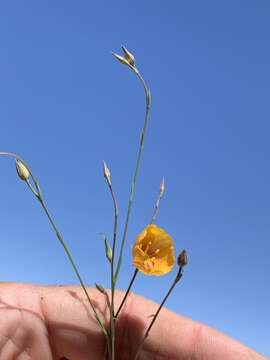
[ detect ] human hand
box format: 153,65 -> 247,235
0,283 -> 266,359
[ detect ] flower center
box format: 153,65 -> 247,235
141,241 -> 151,254
143,258 -> 156,271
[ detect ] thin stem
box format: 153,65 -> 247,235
0,152 -> 108,339
150,191 -> 163,224
106,180 -> 119,360
107,182 -> 118,311
115,67 -> 151,282
134,266 -> 184,360
115,268 -> 138,318
0,151 -> 25,160
37,195 -> 108,336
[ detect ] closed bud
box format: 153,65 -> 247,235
104,237 -> 112,262
15,159 -> 30,181
121,46 -> 135,67
95,283 -> 106,294
112,52 -> 130,66
102,160 -> 111,185
177,249 -> 188,267
160,177 -> 165,197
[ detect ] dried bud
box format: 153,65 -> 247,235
160,177 -> 165,197
121,46 -> 135,67
177,249 -> 188,267
102,160 -> 111,185
112,52 -> 130,66
104,237 -> 112,263
15,159 -> 30,181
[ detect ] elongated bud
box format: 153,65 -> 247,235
177,249 -> 188,267
15,159 -> 30,181
95,283 -> 106,294
104,237 -> 112,262
112,52 -> 130,66
102,160 -> 111,186
160,177 -> 165,197
121,46 -> 135,67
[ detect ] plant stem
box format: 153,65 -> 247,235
0,152 -> 109,340
134,266 -> 184,360
106,180 -> 119,360
36,194 -> 108,335
115,67 -> 151,283
150,181 -> 164,224
115,268 -> 138,318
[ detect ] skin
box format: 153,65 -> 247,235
0,283 -> 266,360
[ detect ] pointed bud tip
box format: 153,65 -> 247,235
102,160 -> 111,181
112,52 -> 130,66
121,46 -> 135,67
95,283 -> 106,294
160,177 -> 165,196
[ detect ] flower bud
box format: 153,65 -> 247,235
15,159 -> 30,181
95,283 -> 106,294
104,237 -> 112,263
102,160 -> 111,186
177,249 -> 188,267
112,52 -> 130,66
160,177 -> 165,197
121,46 -> 135,67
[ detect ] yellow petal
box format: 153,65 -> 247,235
132,224 -> 175,276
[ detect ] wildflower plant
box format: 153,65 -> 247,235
0,46 -> 188,359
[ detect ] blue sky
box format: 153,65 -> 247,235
0,1 -> 269,357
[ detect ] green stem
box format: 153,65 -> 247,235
150,191 -> 163,224
107,181 -> 119,360
36,194 -> 108,336
115,67 -> 151,283
115,268 -> 138,318
134,266 -> 184,360
0,152 -> 110,350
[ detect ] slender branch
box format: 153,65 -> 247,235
0,152 -> 108,339
150,178 -> 165,224
115,67 -> 151,282
134,266 -> 184,360
104,171 -> 119,360
0,151 -> 25,160
115,268 -> 138,318
110,184 -> 118,360
35,194 -> 108,338
107,182 -> 119,312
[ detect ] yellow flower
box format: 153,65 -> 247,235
132,224 -> 175,276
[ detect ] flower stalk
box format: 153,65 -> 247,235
134,253 -> 187,360
103,160 -> 119,359
113,50 -> 151,284
115,268 -> 138,318
0,151 -> 109,342
150,177 -> 165,224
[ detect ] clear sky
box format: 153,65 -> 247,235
0,1 -> 269,357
